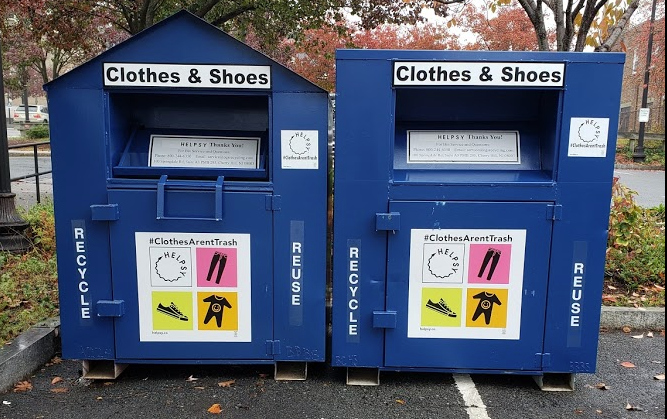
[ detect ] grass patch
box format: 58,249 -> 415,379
0,201 -> 58,346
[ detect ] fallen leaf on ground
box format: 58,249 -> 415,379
631,334 -> 644,339
622,326 -> 632,333
396,399 -> 406,405
596,410 -> 602,414
207,404 -> 222,414
654,374 -> 665,380
647,331 -> 654,338
51,377 -> 63,385
218,380 -> 235,388
186,375 -> 198,382
103,382 -> 114,386
50,388 -> 68,393
194,386 -> 205,390
593,383 -> 609,390
625,403 -> 644,411
258,373 -> 269,379
620,361 -> 636,368
13,381 -> 32,392
574,409 -> 584,414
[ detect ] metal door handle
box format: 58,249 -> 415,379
156,175 -> 224,221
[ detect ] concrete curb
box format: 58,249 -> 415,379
600,306 -> 665,330
0,317 -> 60,393
0,308 -> 664,392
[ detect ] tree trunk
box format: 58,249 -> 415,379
596,0 -> 640,52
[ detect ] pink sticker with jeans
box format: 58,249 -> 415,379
196,248 -> 238,288
468,243 -> 512,285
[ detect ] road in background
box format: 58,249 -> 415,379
614,169 -> 665,208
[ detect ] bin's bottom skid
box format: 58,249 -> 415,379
345,367 -> 575,391
81,359 -> 309,381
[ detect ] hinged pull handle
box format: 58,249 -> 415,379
156,175 -> 224,221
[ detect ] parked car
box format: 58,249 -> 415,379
13,104 -> 49,123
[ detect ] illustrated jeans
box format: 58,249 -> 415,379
477,248 -> 501,281
206,251 -> 228,284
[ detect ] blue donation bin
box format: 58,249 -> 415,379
45,11 -> 328,380
331,50 -> 624,388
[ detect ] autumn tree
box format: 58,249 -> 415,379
77,0 -> 442,53
1,0 -> 125,97
459,3 -> 546,50
278,22 -> 460,91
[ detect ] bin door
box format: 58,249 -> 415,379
108,189 -> 273,361
385,201 -> 553,371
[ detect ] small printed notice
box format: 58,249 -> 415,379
567,118 -> 610,158
408,130 -> 520,164
136,232 -> 252,342
149,135 -> 260,169
408,229 -> 526,340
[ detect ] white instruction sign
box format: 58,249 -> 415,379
567,118 -> 610,158
136,232 -> 252,342
281,130 -> 319,169
408,229 -> 527,340
408,130 -> 520,164
149,135 -> 260,168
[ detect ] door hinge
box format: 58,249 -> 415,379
546,205 -> 562,221
535,352 -> 552,368
376,212 -> 400,231
266,340 -> 281,355
265,195 -> 282,211
91,204 -> 119,221
372,311 -> 397,329
96,300 -> 125,317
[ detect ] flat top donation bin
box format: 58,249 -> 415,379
331,50 -> 624,388
45,11 -> 328,380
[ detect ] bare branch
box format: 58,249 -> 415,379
596,0 -> 640,51
209,5 -> 258,26
192,0 -> 225,18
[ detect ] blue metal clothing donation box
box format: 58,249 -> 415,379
330,50 -> 625,389
44,11 -> 328,380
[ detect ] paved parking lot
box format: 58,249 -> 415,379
1,330 -> 664,419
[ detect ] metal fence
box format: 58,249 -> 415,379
8,140 -> 52,203
619,101 -> 666,134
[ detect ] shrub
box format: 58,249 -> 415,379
606,178 -> 666,290
23,124 -> 50,139
0,201 -> 58,345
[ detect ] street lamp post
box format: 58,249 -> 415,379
633,0 -> 658,162
0,39 -> 30,253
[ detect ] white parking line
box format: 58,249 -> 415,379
454,374 -> 492,419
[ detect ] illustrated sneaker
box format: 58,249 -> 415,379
157,302 -> 189,321
438,299 -> 458,318
425,299 -> 449,315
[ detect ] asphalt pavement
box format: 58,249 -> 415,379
0,330 -> 664,419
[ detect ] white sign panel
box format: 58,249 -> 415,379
104,63 -> 271,89
136,232 -> 252,342
394,62 -> 565,87
638,108 -> 650,123
149,135 -> 260,169
567,117 -> 610,158
408,130 -> 520,164
408,229 -> 527,340
281,130 -> 319,169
